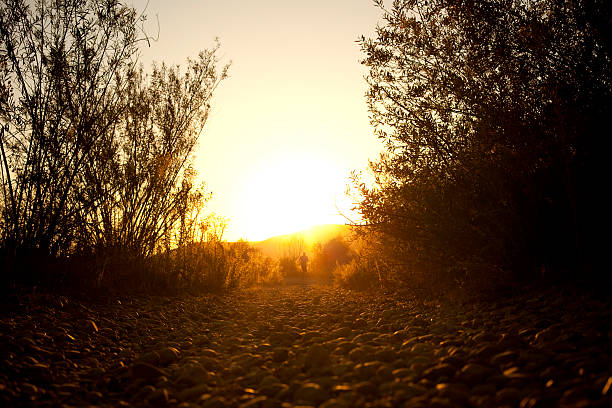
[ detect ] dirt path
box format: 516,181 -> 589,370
1,282 -> 612,407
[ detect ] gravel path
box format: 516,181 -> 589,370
1,282 -> 612,407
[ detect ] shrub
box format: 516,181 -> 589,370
311,236 -> 353,282
355,0 -> 611,292
333,258 -> 379,291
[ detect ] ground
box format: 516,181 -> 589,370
1,281 -> 611,407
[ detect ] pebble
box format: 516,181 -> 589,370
201,396 -> 230,408
354,380 -> 377,396
271,347 -> 289,363
304,344 -> 331,371
131,362 -> 167,380
320,398 -> 348,408
375,364 -> 394,382
422,363 -> 455,381
21,382 -> 39,396
148,388 -> 169,407
259,382 -> 287,397
294,382 -> 327,404
496,387 -> 523,405
457,363 -> 493,384
491,350 -> 518,366
348,347 -> 370,363
158,347 -> 181,365
1,285 -> 610,408
178,384 -> 210,401
175,363 -> 210,386
436,383 -> 469,404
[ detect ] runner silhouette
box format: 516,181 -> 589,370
299,252 -> 308,280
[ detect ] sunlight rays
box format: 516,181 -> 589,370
238,155 -> 351,241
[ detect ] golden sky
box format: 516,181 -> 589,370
131,0 -> 383,241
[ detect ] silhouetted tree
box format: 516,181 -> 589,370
0,0 -> 139,257
74,51 -> 228,259
0,1 -> 231,293
357,0 -> 611,287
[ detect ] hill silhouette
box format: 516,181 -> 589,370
251,224 -> 353,258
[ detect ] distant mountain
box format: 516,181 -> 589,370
252,224 -> 354,258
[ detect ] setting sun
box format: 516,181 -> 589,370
237,155 -> 352,241
128,0 -> 382,241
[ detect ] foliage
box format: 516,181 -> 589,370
311,236 -> 353,281
356,0 -> 611,289
0,0 -> 139,257
333,258 -> 379,291
0,0 -> 266,294
278,233 -> 305,277
74,49 -> 227,260
145,239 -> 281,294
62,238 -> 280,294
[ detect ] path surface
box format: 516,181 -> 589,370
1,282 -> 612,407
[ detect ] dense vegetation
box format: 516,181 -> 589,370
347,0 -> 610,293
0,0 -> 279,293
2,0 -> 608,297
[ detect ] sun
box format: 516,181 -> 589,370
238,155 -> 351,241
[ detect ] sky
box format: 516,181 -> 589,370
129,0 -> 384,241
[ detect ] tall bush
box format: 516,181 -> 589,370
311,236 -> 353,281
74,51 -> 228,260
356,0 -> 610,288
0,0 -> 139,257
0,0 -> 233,292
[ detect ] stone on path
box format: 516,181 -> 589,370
304,344 -> 331,371
2,284 -> 611,408
131,362 -> 166,380
294,382 -> 328,404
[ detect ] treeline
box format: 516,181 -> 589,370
0,0 -> 275,293
273,231 -> 355,282
346,0 -> 610,294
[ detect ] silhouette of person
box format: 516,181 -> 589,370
299,252 -> 308,279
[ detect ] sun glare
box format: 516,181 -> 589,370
238,155 -> 351,241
